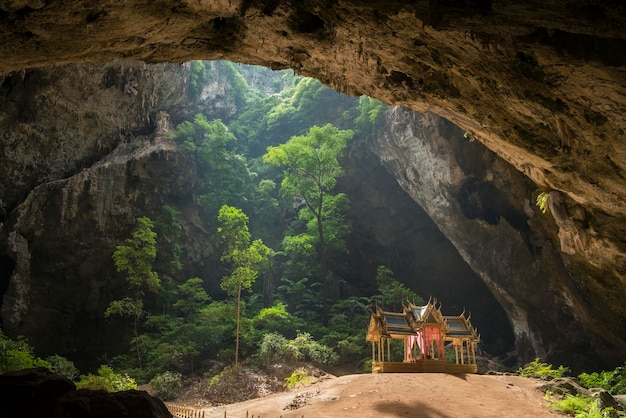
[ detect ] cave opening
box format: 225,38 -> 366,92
0,58 -> 526,375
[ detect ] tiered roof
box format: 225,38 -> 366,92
366,299 -> 479,343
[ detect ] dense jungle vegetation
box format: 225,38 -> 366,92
2,62 -> 625,414
2,61 -> 410,384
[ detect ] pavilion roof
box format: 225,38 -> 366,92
366,299 -> 480,343
444,315 -> 479,340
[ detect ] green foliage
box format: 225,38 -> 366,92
174,277 -> 210,319
536,192 -> 550,214
188,60 -> 212,98
517,358 -> 570,379
216,61 -> 249,110
578,363 -> 626,395
264,124 -> 354,318
111,216 -> 159,294
290,332 -> 338,365
218,205 -> 271,366
549,394 -> 625,418
259,332 -> 289,368
172,115 -> 254,217
106,216 -> 160,369
283,367 -> 310,388
551,394 -> 594,415
218,206 -> 271,297
46,355 -> 79,380
75,365 -> 137,392
264,124 -> 353,206
154,205 -> 183,276
0,330 -> 49,374
354,96 -> 386,136
149,371 -> 182,400
375,265 -> 422,310
252,302 -> 302,338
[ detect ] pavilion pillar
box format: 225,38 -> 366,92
403,337 -> 407,362
471,342 -> 476,364
460,341 -> 465,364
387,338 -> 391,361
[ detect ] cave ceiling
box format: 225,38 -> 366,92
2,1 -> 625,226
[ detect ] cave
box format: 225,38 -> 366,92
0,0 -> 625,374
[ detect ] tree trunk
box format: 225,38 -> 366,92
135,286 -> 142,370
235,282 -> 242,368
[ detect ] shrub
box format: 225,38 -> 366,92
578,364 -> 626,395
259,332 -> 289,368
149,371 -> 182,401
283,368 -> 310,388
291,333 -> 338,365
0,330 -> 49,374
551,394 -> 594,415
517,358 -> 570,379
46,355 -> 79,380
75,365 -> 137,391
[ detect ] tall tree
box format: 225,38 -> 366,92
263,123 -> 354,320
375,265 -> 422,311
217,205 -> 270,368
105,216 -> 160,369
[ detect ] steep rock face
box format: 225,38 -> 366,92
1,138 -> 213,359
0,61 -> 189,216
337,141 -> 515,357
373,107 -> 624,370
0,62 -> 244,359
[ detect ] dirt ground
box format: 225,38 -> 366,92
176,372 -> 561,418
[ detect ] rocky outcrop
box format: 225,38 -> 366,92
0,136 -> 213,360
0,368 -> 172,418
0,1 -> 624,241
337,138 -> 515,357
0,61 -> 248,359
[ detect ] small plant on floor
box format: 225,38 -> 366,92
551,394 -> 626,418
517,358 -> 570,379
46,354 -> 79,380
284,368 -> 311,389
150,371 -> 182,401
578,363 -> 626,395
75,365 -> 137,391
551,394 -> 594,416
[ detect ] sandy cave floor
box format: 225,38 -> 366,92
170,372 -> 562,418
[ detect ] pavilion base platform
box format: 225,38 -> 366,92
372,360 -> 477,374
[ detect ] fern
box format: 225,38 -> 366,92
536,192 -> 550,214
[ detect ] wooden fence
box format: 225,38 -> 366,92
167,404 -> 205,418
167,405 -> 305,418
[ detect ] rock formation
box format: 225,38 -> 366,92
0,0 -> 625,370
0,368 -> 171,418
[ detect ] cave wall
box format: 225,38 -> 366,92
337,140 -> 515,358
0,61 -> 240,360
371,107 -> 625,370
